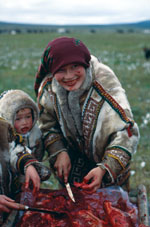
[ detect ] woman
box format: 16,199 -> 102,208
34,36 -> 140,192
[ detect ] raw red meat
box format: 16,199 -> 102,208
15,186 -> 145,227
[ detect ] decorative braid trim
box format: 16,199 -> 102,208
107,146 -> 132,158
93,81 -> 134,127
24,160 -> 38,173
107,154 -> 125,169
44,134 -> 63,148
17,152 -> 37,174
105,146 -> 131,169
37,77 -> 53,110
17,153 -> 31,169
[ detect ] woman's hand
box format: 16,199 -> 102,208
25,165 -> 41,192
54,151 -> 71,183
0,195 -> 20,213
81,167 -> 106,192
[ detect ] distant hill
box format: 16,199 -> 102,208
133,20 -> 150,28
0,20 -> 150,34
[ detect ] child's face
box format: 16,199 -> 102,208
14,108 -> 33,134
54,64 -> 86,91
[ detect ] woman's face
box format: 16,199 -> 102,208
54,64 -> 86,91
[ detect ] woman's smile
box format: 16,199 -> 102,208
62,76 -> 79,86
54,64 -> 86,91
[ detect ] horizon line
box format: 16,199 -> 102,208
0,19 -> 150,27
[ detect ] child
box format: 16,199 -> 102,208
0,117 -> 47,224
34,36 -> 140,192
0,90 -> 51,194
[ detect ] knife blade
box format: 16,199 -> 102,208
65,183 -> 75,202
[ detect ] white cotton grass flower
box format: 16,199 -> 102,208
140,161 -> 146,168
130,170 -> 135,176
143,62 -> 150,73
127,63 -> 137,71
144,119 -> 148,125
141,112 -> 150,127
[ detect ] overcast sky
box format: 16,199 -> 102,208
0,0 -> 149,25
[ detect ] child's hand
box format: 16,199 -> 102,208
25,165 -> 40,193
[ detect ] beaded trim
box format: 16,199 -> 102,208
93,80 -> 134,127
107,145 -> 131,158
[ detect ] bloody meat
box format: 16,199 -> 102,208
15,186 -> 145,227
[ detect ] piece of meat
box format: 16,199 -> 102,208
72,210 -> 108,227
103,201 -> 134,227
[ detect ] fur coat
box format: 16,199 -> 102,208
37,55 -> 140,188
0,90 -> 44,167
0,90 -> 50,190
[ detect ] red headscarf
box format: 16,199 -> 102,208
34,37 -> 91,96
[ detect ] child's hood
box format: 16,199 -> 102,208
0,90 -> 39,128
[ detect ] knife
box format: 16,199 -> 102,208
65,183 -> 75,202
17,203 -> 66,216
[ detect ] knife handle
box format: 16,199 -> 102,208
15,203 -> 27,210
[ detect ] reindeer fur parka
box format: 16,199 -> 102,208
0,90 -> 45,174
37,55 -> 140,188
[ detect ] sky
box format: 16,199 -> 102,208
0,0 -> 149,25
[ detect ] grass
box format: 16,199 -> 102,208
0,30 -> 150,199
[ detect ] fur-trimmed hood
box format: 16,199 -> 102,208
0,90 -> 39,129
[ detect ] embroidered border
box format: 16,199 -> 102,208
82,96 -> 104,158
105,146 -> 131,169
93,81 -> 134,127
